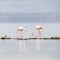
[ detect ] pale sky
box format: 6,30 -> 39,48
0,0 -> 60,13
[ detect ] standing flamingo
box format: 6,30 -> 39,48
16,26 -> 26,51
35,25 -> 43,50
17,26 -> 25,39
36,25 -> 43,38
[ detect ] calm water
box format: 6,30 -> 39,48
0,23 -> 60,60
0,39 -> 60,60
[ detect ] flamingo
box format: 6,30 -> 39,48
17,26 -> 25,39
16,26 -> 26,51
35,25 -> 43,50
36,25 -> 43,38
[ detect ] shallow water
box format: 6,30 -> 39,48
0,23 -> 60,60
0,39 -> 60,60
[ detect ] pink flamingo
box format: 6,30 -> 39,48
36,25 -> 43,38
17,26 -> 25,39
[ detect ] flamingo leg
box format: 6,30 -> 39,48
38,30 -> 41,38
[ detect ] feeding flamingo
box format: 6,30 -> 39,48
17,26 -> 25,39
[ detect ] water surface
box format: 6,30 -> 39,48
0,39 -> 60,60
0,23 -> 60,60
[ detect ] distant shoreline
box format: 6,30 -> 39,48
0,36 -> 60,40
